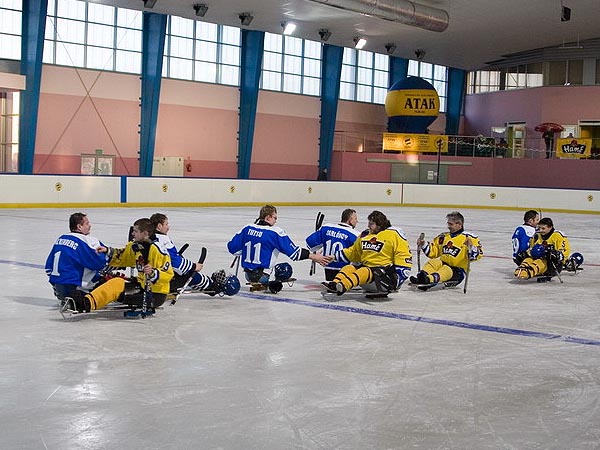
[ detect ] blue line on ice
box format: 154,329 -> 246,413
238,292 -> 600,347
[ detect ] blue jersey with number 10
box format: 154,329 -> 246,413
227,224 -> 301,270
306,223 -> 360,270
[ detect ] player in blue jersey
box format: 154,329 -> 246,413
227,205 -> 332,292
306,208 -> 360,281
151,213 -> 238,296
45,213 -> 109,302
512,210 -> 539,265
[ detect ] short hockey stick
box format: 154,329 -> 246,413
548,257 -> 563,284
463,243 -> 471,294
417,232 -> 425,272
309,212 -> 325,276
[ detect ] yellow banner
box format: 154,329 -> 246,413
556,138 -> 592,158
385,89 -> 440,117
382,133 -> 448,153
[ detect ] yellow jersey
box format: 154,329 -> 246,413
109,241 -> 173,294
342,227 -> 412,269
423,231 -> 483,271
531,230 -> 570,259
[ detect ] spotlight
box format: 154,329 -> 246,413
561,5 -> 571,22
318,29 -> 331,41
239,13 -> 254,26
281,21 -> 296,35
385,43 -> 396,55
143,0 -> 157,8
193,3 -> 208,17
353,37 -> 367,49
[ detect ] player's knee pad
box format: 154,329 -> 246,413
244,268 -> 264,283
274,263 -> 293,282
449,267 -> 465,284
371,266 -> 398,293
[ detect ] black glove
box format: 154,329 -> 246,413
547,249 -> 564,265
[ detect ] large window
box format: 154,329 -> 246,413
44,0 -> 142,73
261,32 -> 321,96
0,0 -> 21,60
340,48 -> 389,104
6,0 -> 452,110
408,60 -> 447,112
164,15 -> 240,86
467,70 -> 502,94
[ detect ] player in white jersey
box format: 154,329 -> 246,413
45,213 -> 109,302
306,209 -> 360,281
151,213 -> 238,295
227,205 -> 332,292
511,210 -> 539,265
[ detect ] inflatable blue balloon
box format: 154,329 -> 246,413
385,76 -> 440,134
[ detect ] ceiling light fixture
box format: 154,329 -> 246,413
239,13 -> 254,26
353,37 -> 367,49
318,29 -> 331,41
143,0 -> 157,8
385,43 -> 396,55
281,21 -> 296,35
193,3 -> 208,17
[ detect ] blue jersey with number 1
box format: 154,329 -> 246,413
306,223 -> 360,270
227,224 -> 301,270
45,232 -> 108,289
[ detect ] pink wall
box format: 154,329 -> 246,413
464,85 -> 600,138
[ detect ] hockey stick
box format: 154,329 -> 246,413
463,241 -> 471,294
548,255 -> 564,284
309,212 -> 325,276
417,232 -> 425,271
171,247 -> 207,305
178,243 -> 189,256
230,254 -> 240,277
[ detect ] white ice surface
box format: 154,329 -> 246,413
2,206 -> 600,450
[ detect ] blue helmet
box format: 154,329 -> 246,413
571,252 -> 584,265
222,275 -> 241,296
274,263 -> 293,281
530,244 -> 546,259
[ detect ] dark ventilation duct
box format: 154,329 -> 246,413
307,0 -> 449,32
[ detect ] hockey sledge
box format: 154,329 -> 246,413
246,278 -> 297,293
320,282 -> 391,302
59,300 -> 156,320
408,280 -> 461,292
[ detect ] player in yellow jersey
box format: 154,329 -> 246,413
411,211 -> 483,288
323,210 -> 412,295
514,217 -> 571,279
61,218 -> 173,314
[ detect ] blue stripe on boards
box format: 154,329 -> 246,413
237,292 -> 600,347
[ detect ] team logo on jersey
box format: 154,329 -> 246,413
442,240 -> 461,257
362,237 -> 384,252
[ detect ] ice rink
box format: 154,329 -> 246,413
2,205 -> 600,450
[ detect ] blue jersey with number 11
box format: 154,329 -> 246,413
227,224 -> 301,270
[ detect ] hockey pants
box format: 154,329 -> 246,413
333,265 -> 374,291
422,259 -> 463,284
84,277 -> 167,310
514,257 -> 548,279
